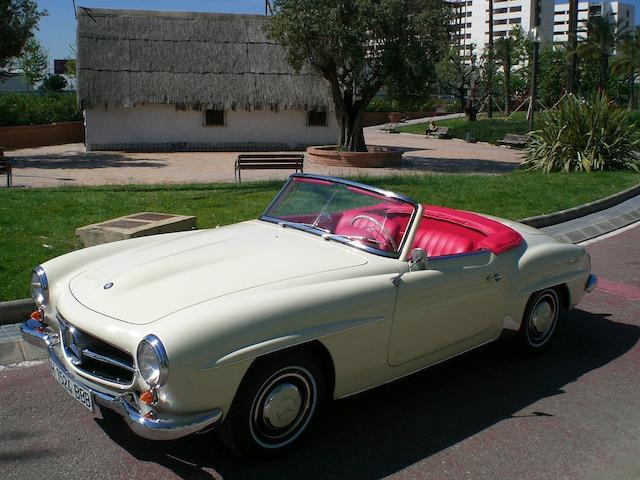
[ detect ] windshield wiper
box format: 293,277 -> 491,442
278,221 -> 330,234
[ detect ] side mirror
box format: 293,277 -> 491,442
411,248 -> 428,271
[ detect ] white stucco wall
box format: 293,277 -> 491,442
84,104 -> 338,151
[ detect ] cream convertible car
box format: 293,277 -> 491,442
22,174 -> 597,457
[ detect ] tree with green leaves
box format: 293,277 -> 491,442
40,73 -> 67,92
0,0 -> 46,77
612,27 -> 640,110
495,35 -> 515,115
437,45 -> 485,121
579,15 -> 616,92
266,0 -> 451,151
65,43 -> 77,78
17,37 -> 48,91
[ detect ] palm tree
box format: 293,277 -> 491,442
566,0 -> 578,94
487,0 -> 495,118
579,15 -> 616,92
612,27 -> 640,110
495,36 -> 515,115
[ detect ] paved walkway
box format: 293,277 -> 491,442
5,131 -> 523,188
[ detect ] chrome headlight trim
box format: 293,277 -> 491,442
31,266 -> 49,309
136,334 -> 169,388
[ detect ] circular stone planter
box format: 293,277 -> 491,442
307,145 -> 403,168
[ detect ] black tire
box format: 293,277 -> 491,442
518,288 -> 562,353
221,349 -> 327,459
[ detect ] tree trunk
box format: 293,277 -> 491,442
336,105 -> 367,152
599,53 -> 609,92
630,75 -> 635,110
566,0 -> 578,94
504,57 -> 511,115
487,0 -> 494,118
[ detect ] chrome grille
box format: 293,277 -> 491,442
57,314 -> 135,385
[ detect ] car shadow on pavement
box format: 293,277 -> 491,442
94,308 -> 639,479
9,153 -> 166,170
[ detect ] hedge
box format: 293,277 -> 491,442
0,92 -> 81,127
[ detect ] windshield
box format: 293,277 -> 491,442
261,176 -> 417,256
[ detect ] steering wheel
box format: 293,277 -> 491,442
350,214 -> 398,251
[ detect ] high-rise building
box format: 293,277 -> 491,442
553,1 -> 635,44
450,0 -> 555,57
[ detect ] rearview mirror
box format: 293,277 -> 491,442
411,248 -> 427,271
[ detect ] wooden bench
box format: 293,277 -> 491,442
235,153 -> 304,182
0,147 -> 11,187
498,133 -> 528,149
425,126 -> 450,139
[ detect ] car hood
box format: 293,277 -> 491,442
69,221 -> 367,324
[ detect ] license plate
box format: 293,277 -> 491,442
51,360 -> 94,412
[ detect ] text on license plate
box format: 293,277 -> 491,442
51,361 -> 94,412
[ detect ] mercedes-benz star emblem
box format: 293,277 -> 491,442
103,282 -> 114,289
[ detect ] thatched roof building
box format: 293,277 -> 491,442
77,8 -> 332,112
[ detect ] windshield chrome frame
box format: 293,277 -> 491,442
260,174 -> 419,259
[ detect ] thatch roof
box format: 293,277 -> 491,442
77,8 -> 332,111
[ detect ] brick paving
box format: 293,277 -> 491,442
4,132 -> 523,188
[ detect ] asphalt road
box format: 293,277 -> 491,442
1,224 -> 639,480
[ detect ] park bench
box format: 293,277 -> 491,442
425,126 -> 450,139
234,153 -> 304,182
0,147 -> 11,187
498,133 -> 528,149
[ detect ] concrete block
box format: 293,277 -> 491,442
76,212 -> 196,247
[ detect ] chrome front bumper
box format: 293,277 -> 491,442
20,318 -> 223,441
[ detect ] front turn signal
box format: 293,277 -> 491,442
30,310 -> 42,321
140,389 -> 157,405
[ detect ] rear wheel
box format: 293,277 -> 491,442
221,350 -> 326,459
518,288 -> 561,352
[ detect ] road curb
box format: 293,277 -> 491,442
0,298 -> 34,326
518,183 -> 640,228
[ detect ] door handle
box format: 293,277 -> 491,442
486,273 -> 502,282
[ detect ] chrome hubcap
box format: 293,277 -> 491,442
263,383 -> 302,429
249,367 -> 317,449
527,291 -> 559,346
531,301 -> 553,334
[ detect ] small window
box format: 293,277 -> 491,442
307,111 -> 327,127
204,109 -> 225,126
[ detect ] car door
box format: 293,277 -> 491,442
388,250 -> 506,366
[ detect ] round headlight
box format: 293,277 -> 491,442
136,335 -> 168,387
31,266 -> 49,309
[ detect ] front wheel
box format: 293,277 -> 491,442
518,288 -> 562,352
221,351 -> 326,459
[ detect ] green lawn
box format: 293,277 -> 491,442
1,171 -> 638,301
399,110 -> 640,145
397,112 -> 530,144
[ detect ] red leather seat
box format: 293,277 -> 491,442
412,228 -> 475,257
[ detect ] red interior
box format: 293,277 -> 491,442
413,206 -> 523,256
279,203 -> 523,257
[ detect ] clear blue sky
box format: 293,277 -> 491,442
35,0 -> 640,67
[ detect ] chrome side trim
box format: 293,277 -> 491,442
20,319 -> 223,441
82,349 -> 136,373
585,274 -> 598,293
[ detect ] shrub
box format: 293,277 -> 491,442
40,74 -> 68,92
0,92 -> 81,126
524,93 -> 640,172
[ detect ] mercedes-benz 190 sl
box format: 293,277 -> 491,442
21,174 -> 597,457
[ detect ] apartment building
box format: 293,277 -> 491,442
553,1 -> 636,44
450,0 -> 555,56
